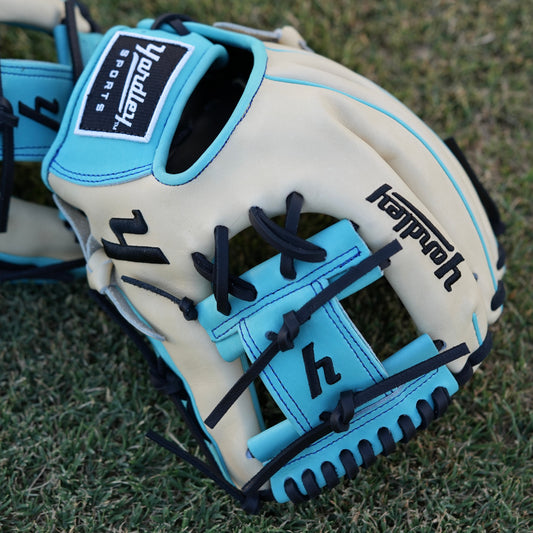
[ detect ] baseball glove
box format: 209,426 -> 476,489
42,16 -> 506,511
0,0 -> 101,282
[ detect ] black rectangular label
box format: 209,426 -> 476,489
75,32 -> 193,142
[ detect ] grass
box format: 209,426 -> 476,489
1,1 -> 532,531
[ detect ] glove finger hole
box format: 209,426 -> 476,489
165,44 -> 254,175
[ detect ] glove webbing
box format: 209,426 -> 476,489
204,237 -> 404,429
239,341 -> 469,500
187,193 -> 477,507
94,245 -> 494,512
265,330 -> 493,505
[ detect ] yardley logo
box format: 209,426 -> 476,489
75,31 -> 193,142
113,42 -> 167,130
366,184 -> 464,291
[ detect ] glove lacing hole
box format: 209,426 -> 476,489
358,439 -> 376,469
377,427 -> 396,456
416,399 -> 435,430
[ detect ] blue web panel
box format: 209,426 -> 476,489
197,219 -> 459,501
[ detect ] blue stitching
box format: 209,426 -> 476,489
14,146 -> 51,150
13,152 -> 48,159
3,72 -> 72,82
50,160 -> 152,182
240,320 -> 311,431
211,246 -> 362,338
12,150 -> 50,159
3,63 -> 72,74
2,67 -> 72,82
319,289 -> 386,384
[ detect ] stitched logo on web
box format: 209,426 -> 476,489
75,31 -> 193,142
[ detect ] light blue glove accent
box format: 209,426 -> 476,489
53,25 -> 103,67
197,220 -> 459,502
0,60 -> 72,161
43,21 -> 268,188
0,28 -> 101,162
0,23 -> 101,281
246,333 -> 444,463
198,220 -> 384,432
269,364 -> 458,502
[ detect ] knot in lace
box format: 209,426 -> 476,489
178,296 -> 198,321
267,310 -> 301,352
323,390 -> 356,433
